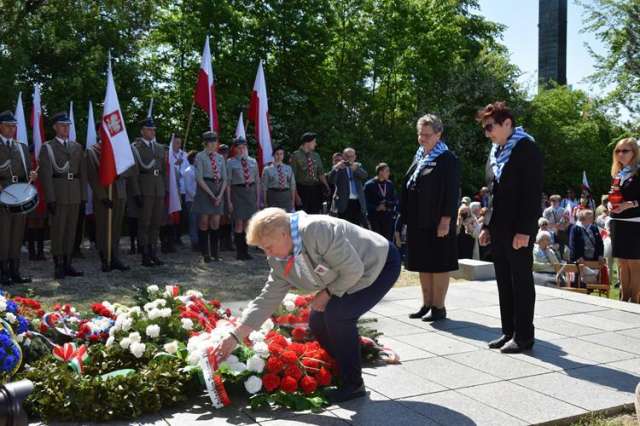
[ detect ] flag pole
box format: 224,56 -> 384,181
184,99 -> 195,151
107,184 -> 113,266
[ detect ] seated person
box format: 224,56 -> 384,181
533,231 -> 561,273
569,209 -> 604,263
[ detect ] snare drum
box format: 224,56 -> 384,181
0,183 -> 39,214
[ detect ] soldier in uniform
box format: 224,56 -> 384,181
39,112 -> 87,279
86,129 -> 133,272
0,111 -> 37,285
227,136 -> 260,260
192,131 -> 227,262
129,117 -> 166,267
290,132 -> 330,214
262,145 -> 296,212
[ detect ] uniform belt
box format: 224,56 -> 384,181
2,176 -> 28,184
232,183 -> 255,187
53,172 -> 78,180
267,188 -> 290,192
298,182 -> 321,187
140,169 -> 160,176
203,177 -> 220,182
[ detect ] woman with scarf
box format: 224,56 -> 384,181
477,101 -> 543,354
213,207 -> 401,403
400,114 -> 460,322
227,136 -> 260,260
608,138 -> 640,302
192,131 -> 227,262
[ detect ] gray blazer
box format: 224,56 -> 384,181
328,164 -> 367,215
240,212 -> 390,330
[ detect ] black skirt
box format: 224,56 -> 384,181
406,223 -> 458,273
610,219 -> 640,259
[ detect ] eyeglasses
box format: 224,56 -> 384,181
615,149 -> 632,154
483,122 -> 495,133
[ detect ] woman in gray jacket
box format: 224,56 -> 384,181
214,207 -> 401,403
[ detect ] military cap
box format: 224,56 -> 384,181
202,130 -> 218,142
140,117 -> 156,129
232,136 -> 247,146
51,111 -> 72,125
0,111 -> 17,124
300,132 -> 317,143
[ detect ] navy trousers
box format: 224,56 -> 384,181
309,244 -> 401,386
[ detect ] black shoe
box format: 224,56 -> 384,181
0,261 -> 12,286
149,247 -> 164,266
409,305 -> 431,319
99,253 -> 112,272
422,306 -> 446,322
488,334 -> 513,349
240,233 -> 252,260
326,382 -> 367,404
54,256 -> 66,279
8,260 -> 31,284
64,256 -> 84,277
209,229 -> 220,261
500,338 -> 534,354
111,257 -> 130,271
199,230 -> 212,263
234,233 -> 244,260
141,247 -> 154,267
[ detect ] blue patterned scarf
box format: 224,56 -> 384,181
282,212 -> 302,277
490,127 -> 534,182
406,141 -> 448,188
617,165 -> 637,185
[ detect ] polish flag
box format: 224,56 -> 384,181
99,54 -> 135,186
31,84 -> 45,159
582,171 -> 590,191
167,134 -> 182,224
14,92 -> 28,145
68,101 -> 77,142
235,112 -> 246,140
247,60 -> 273,171
194,35 -> 219,133
85,101 -> 97,215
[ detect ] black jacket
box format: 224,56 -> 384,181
611,169 -> 640,220
569,223 -> 604,261
486,137 -> 544,241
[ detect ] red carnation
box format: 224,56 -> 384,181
316,367 -> 332,386
302,358 -> 319,371
262,373 -> 280,392
267,333 -> 288,347
266,356 -> 284,373
294,296 -> 307,307
275,315 -> 289,325
300,375 -> 318,394
289,342 -> 306,356
281,350 -> 298,364
210,299 -> 221,309
39,322 -> 48,333
53,303 -> 61,311
285,364 -> 303,380
291,327 -> 306,342
299,309 -> 310,322
280,375 -> 298,393
268,342 -> 284,355
286,314 -> 297,324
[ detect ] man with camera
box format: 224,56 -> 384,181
328,147 -> 368,227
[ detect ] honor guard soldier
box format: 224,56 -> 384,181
262,145 -> 296,212
130,117 -> 166,267
227,136 -> 260,260
86,130 -> 133,272
290,132 -> 330,214
0,111 -> 37,285
39,112 -> 87,279
192,131 -> 227,262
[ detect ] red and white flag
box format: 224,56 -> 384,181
167,134 -> 182,224
582,171 -> 590,191
235,112 -> 246,140
247,60 -> 273,171
14,92 -> 28,145
31,84 -> 45,159
99,54 -> 135,186
85,101 -> 97,215
194,35 -> 220,133
68,101 -> 77,142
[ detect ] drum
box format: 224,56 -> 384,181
0,183 -> 39,214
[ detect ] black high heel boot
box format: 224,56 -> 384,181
409,305 -> 431,319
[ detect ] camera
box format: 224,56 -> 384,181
0,380 -> 33,426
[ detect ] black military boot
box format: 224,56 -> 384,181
220,224 -> 233,251
99,252 -> 112,272
111,256 -> 130,271
64,256 -> 84,277
0,261 -> 12,286
36,228 -> 47,261
9,259 -> 31,284
141,245 -> 154,267
199,230 -> 212,263
234,233 -> 244,260
149,245 -> 164,266
241,232 -> 253,260
27,229 -> 37,261
54,256 -> 66,280
209,229 -> 220,261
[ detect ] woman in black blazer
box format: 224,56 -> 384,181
399,114 -> 460,322
608,138 -> 640,302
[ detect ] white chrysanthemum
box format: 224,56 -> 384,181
106,336 -> 115,347
283,300 -> 296,312
244,375 -> 262,394
247,354 -> 265,373
253,341 -> 270,358
186,289 -> 203,298
181,318 -> 194,330
154,298 -> 167,307
228,362 -> 247,374
145,324 -> 161,338
159,308 -> 172,318
147,285 -> 160,293
260,319 -> 274,333
129,307 -> 142,316
143,302 -> 156,313
164,340 -> 179,354
148,309 -> 162,320
128,332 -> 141,343
0,299 -> 8,312
5,313 -> 16,323
16,333 -> 25,343
249,330 -> 265,343
119,337 -> 131,350
130,342 -> 146,358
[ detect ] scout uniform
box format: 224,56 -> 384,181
0,111 -> 32,285
227,137 -> 259,260
262,161 -> 295,212
86,137 -> 135,272
129,117 -> 166,267
39,112 -> 88,279
290,132 -> 325,214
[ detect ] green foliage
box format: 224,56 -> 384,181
249,390 -> 326,411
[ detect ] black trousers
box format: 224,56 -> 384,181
338,200 -> 364,227
297,184 -> 324,214
369,212 -> 394,241
491,235 -> 536,341
309,244 -> 401,386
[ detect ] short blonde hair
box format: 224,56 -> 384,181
577,209 -> 594,222
611,138 -> 639,177
246,208 -> 290,246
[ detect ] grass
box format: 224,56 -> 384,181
569,410 -> 637,426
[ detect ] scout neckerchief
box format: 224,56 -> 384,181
209,152 -> 220,181
277,164 -> 285,189
240,156 -> 251,186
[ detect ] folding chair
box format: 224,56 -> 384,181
580,260 -> 610,298
554,263 -> 588,293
